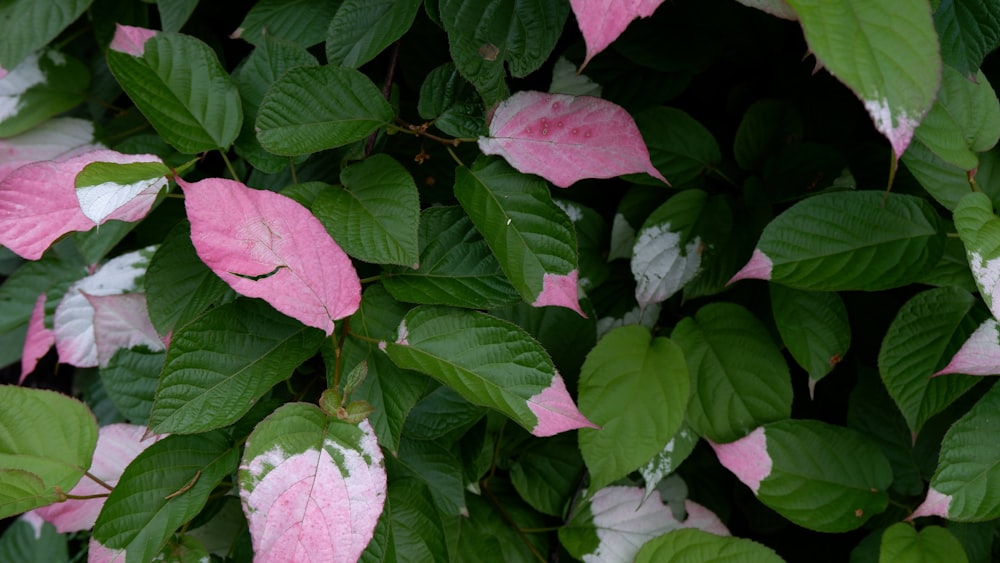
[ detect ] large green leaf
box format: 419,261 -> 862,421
578,325 -> 690,491
784,0 -> 941,157
0,517 -> 68,563
312,155 -> 420,267
107,32 -> 242,154
92,432 -> 238,562
955,192 -> 1000,320
325,0 -> 421,68
672,303 -> 792,442
731,191 -> 945,291
635,529 -> 785,563
0,387 -> 97,518
0,0 -> 92,71
934,0 -> 1000,79
632,106 -> 721,186
148,299 -> 326,434
455,158 -> 582,315
879,523 -> 968,563
402,385 -> 487,442
0,49 -> 90,138
382,206 -> 520,309
395,438 -> 467,517
256,65 -> 394,156
490,297 -> 597,383
157,0 -> 199,32
100,346 -> 163,425
770,285 -> 850,395
880,288 -> 986,434
385,306 -> 594,437
381,477 -> 448,561
232,0 -> 341,47
339,286 -> 426,455
439,0 -> 568,105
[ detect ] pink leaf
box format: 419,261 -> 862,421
20,293 -> 54,383
0,66 -> 7,80
0,117 -> 101,182
110,24 -> 159,57
727,248 -> 773,285
86,293 -> 165,367
0,149 -> 162,260
934,319 -> 1000,377
478,91 -> 667,188
708,427 -> 772,495
32,424 -> 164,533
569,0 -> 667,69
181,177 -> 361,335
88,537 -> 126,563
532,270 -> 585,317
527,372 -> 598,437
907,487 -> 951,520
240,420 -> 386,563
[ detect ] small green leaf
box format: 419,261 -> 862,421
770,286 -> 850,394
934,0 -> 1000,79
92,431 -> 238,562
635,528 -> 786,563
0,49 -> 90,138
256,65 -> 394,156
325,0 -> 421,68
631,107 -> 721,186
733,99 -> 803,171
402,385 -> 487,442
578,325 -> 690,490
879,523 -> 968,563
100,346 -> 163,425
312,155 -> 420,267
672,303 -> 792,442
157,0 -> 199,32
417,63 -> 486,138
383,478 -> 448,561
509,432 -> 585,516
955,192 -> 1000,319
149,299 -> 326,434
233,0 -> 341,47
396,437 -> 467,517
0,0 -> 92,71
639,423 -> 699,500
382,206 -> 521,309
458,481 -> 547,561
107,31 -> 242,154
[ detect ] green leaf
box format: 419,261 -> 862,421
904,139 -> 977,211
955,192 -> 1000,319
0,249 -> 85,334
149,299 -> 326,434
385,306 -> 594,437
396,437 -> 467,517
770,286 -> 850,394
402,385 -> 487,442
0,517 -> 68,563
92,431 -> 238,562
383,478 -> 448,561
509,432 -> 585,516
455,158 -> 582,315
382,206 -> 521,309
733,191 -> 945,291
490,297 -> 597,382
635,528 -> 786,563
339,286 -> 426,455
312,155 -> 420,267
233,0 -> 341,47
878,286 -> 985,433
0,49 -> 90,138
325,0 -> 421,68
934,0 -> 1000,79
578,325 -> 690,490
879,523 -> 968,563
256,65 -> 394,156
631,107 -> 721,186
439,0 -> 569,105
0,386 -> 97,518
733,99 -> 803,171
157,0 -> 199,32
784,0 -> 941,157
0,0 -> 92,71
144,220 -> 234,336
608,185 -> 669,261
458,481 -> 547,562
639,424 -> 699,500
107,32 -> 242,154
231,35 -> 318,174
672,303 -> 792,442
554,199 -> 611,291
911,66 -> 1000,171
417,63 -> 487,138
100,346 -> 163,425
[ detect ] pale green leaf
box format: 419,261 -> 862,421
325,0 -> 421,68
635,528 -> 786,563
0,0 -> 92,71
879,523 -> 968,563
233,0 -> 341,47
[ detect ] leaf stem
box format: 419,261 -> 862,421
882,150 -> 898,205
710,166 -> 738,188
358,275 -> 382,284
968,169 -> 979,193
165,470 -> 201,500
62,492 -> 111,500
289,157 -> 299,185
333,318 -> 350,390
219,150 -> 241,183
348,332 -> 381,345
366,40 -> 402,157
85,470 -> 115,492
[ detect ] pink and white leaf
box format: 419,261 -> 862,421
75,161 -> 169,225
88,537 -> 126,563
109,24 -> 159,57
0,51 -> 48,124
579,485 -> 728,563
0,150 -> 161,260
86,293 -> 165,367
181,177 -> 361,335
907,487 -> 952,520
569,0 -> 667,69
528,373 -> 598,437
934,319 -> 1000,377
478,91 -> 667,188
54,248 -> 154,368
20,293 -> 55,383
708,427 -> 772,495
240,420 -> 386,563
728,248 -> 774,285
532,271 -> 585,316
0,117 -> 101,182
32,424 -> 165,533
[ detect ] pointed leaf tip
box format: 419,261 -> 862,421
110,24 -> 159,57
934,319 -> 1000,377
709,427 -> 771,494
528,373 -> 597,437
478,91 -> 666,187
907,487 -> 951,520
569,0 -> 667,68
532,270 -> 585,316
728,248 -> 773,285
